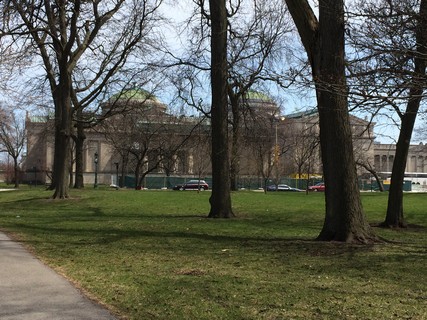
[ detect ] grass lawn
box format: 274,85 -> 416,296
0,188 -> 426,319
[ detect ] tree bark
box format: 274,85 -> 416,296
208,0 -> 233,218
69,146 -> 74,188
285,0 -> 375,242
13,156 -> 19,188
73,119 -> 86,189
43,1 -> 74,199
383,0 -> 427,228
51,79 -> 72,199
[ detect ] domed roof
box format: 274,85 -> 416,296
243,90 -> 274,102
102,88 -> 167,115
109,88 -> 160,104
241,90 -> 279,115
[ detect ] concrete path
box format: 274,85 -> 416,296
0,232 -> 118,320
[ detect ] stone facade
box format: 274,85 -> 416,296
23,90 -> 427,187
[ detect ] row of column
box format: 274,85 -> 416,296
374,154 -> 427,173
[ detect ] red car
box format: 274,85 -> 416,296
308,182 -> 325,192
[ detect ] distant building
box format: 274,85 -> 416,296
24,89 -> 212,187
23,88 -> 427,188
373,142 -> 427,185
283,108 -> 376,177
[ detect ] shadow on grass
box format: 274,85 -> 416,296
8,221 -> 385,260
0,196 -> 53,204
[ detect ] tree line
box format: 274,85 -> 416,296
0,0 -> 426,243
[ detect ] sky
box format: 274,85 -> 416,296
158,1 -> 426,145
1,0 -> 425,147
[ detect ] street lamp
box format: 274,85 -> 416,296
94,152 -> 99,188
275,116 -> 286,164
114,162 -> 119,187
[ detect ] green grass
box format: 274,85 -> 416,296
0,188 -> 426,320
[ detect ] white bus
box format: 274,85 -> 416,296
379,172 -> 427,185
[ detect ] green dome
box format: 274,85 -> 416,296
240,90 -> 279,116
110,88 -> 160,103
102,88 -> 167,115
243,90 -> 273,102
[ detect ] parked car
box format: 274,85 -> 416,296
173,180 -> 209,191
308,182 -> 325,192
266,184 -> 304,192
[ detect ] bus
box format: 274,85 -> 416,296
379,172 -> 427,185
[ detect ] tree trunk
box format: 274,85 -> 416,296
138,174 -> 146,189
208,0 -> 233,218
69,154 -> 74,188
383,0 -> 427,228
135,163 -> 141,189
286,0 -> 375,243
13,156 -> 19,188
51,71 -> 72,199
74,120 -> 86,189
384,92 -> 425,228
51,119 -> 71,198
230,95 -> 241,191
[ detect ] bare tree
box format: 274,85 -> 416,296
206,0 -> 233,218
101,103 -> 169,189
226,0 -> 293,191
348,0 -> 427,227
188,121 -> 212,191
285,0 -> 376,243
168,1 -> 295,192
0,107 -> 25,188
352,129 -> 384,192
287,122 -> 320,181
1,0 -> 163,198
245,113 -> 288,192
157,115 -> 209,189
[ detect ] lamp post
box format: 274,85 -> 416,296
274,116 -> 285,165
94,152 -> 99,188
114,162 -> 119,187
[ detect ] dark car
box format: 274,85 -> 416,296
173,180 -> 209,191
308,182 -> 325,192
266,184 -> 304,192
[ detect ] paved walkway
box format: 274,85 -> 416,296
0,232 -> 118,320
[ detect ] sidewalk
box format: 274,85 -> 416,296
0,232 -> 118,320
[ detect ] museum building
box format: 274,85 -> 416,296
23,89 -> 427,188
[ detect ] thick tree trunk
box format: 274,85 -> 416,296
208,0 -> 233,218
316,92 -> 372,242
286,0 -> 375,243
52,118 -> 71,199
316,0 -> 374,243
383,0 -> 427,228
51,72 -> 72,199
